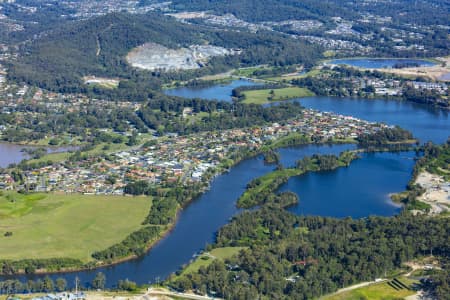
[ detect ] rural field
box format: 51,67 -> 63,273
0,192 -> 151,261
242,87 -> 314,104
322,277 -> 418,300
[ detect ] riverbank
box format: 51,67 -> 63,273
0,193 -> 152,275
0,133 -> 321,275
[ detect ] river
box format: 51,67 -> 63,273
1,83 -> 449,287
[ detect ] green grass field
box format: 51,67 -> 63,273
322,278 -> 418,300
242,87 -> 314,104
0,192 -> 151,262
174,247 -> 246,280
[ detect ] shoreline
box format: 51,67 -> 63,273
0,137 -> 356,276
1,223 -> 175,277
0,132 -> 419,276
0,141 -> 284,276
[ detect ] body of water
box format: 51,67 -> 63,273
0,143 -> 77,168
294,97 -> 449,144
1,144 -> 356,286
280,151 -> 414,218
328,58 -> 436,69
164,79 -> 260,102
2,83 -> 450,288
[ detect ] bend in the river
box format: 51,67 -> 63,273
2,81 -> 449,287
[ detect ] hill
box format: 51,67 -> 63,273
7,12 -> 321,93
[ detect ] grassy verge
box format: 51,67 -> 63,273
0,192 -> 151,262
242,87 -> 314,104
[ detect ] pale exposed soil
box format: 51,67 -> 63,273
415,171 -> 450,214
127,43 -> 239,71
376,57 -> 450,82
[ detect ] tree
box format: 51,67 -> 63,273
42,276 -> 54,292
26,280 -> 35,293
55,278 -> 67,292
92,272 -> 106,290
117,279 -> 137,291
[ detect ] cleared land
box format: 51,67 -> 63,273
242,87 -> 314,104
83,76 -> 119,89
174,247 -> 246,279
127,43 -> 237,71
322,277 -> 417,300
375,56 -> 450,82
415,171 -> 450,214
0,192 -> 151,261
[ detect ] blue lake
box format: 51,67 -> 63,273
164,79 -> 259,102
280,151 -> 414,218
328,58 -> 436,69
294,97 -> 449,144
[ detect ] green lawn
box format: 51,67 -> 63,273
322,278 -> 418,300
0,192 -> 151,262
242,87 -> 314,104
174,247 -> 246,279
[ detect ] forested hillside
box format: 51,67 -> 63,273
171,208 -> 450,299
7,12 -> 321,93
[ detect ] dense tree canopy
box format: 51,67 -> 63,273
171,208 -> 450,299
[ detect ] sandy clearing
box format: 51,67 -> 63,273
375,57 -> 450,82
415,171 -> 450,214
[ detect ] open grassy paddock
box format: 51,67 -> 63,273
0,192 -> 151,262
242,87 -> 314,104
173,247 -> 246,280
322,277 -> 418,300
